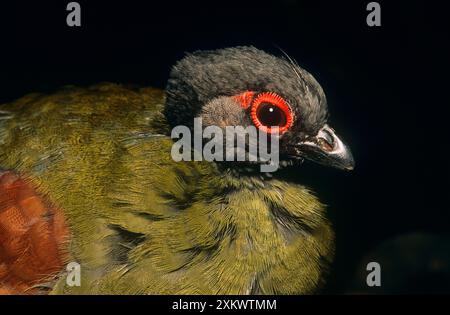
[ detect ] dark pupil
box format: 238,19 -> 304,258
256,102 -> 286,127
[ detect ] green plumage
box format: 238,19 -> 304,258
0,83 -> 333,294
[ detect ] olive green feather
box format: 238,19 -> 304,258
0,83 -> 333,294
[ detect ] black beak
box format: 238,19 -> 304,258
295,124 -> 355,171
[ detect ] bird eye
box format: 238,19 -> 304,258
250,92 -> 293,134
256,103 -> 286,127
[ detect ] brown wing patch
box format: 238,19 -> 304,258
0,171 -> 69,294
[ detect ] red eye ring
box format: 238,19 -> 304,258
250,92 -> 293,134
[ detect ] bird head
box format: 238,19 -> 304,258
165,46 -> 354,171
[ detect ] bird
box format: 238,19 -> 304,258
0,46 -> 354,294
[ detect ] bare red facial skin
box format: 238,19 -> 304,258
233,91 -> 256,109
234,91 -> 294,134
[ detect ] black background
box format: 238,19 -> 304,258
1,0 -> 449,293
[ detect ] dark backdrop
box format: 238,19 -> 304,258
1,0 -> 449,293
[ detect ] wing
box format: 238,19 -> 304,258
0,84 -> 167,294
0,171 -> 68,294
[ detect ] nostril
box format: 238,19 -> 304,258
318,137 -> 334,152
318,129 -> 335,152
